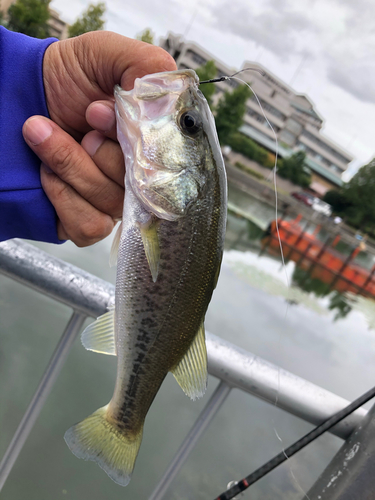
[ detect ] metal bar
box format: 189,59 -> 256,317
149,381 -> 231,500
0,240 -> 368,439
0,239 -> 114,317
306,401 -> 375,500
0,311 -> 86,491
206,333 -> 366,439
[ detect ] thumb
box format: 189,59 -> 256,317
44,31 -> 177,134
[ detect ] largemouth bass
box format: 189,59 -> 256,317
64,69 -> 227,486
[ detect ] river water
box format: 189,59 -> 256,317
1,184 -> 375,500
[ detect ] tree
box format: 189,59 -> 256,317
321,158 -> 375,234
323,189 -> 352,213
214,84 -> 251,144
341,157 -> 375,229
7,0 -> 50,38
277,151 -> 311,187
68,2 -> 105,38
136,28 -> 154,44
195,60 -> 217,108
226,131 -> 274,168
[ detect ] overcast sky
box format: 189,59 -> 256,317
51,0 -> 375,179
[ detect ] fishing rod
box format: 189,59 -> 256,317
214,383 -> 375,500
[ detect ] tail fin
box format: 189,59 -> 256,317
64,405 -> 143,486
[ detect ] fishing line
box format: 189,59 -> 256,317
213,382 -> 375,500
200,69 -> 302,496
229,75 -> 289,290
199,67 -> 265,85
229,75 -> 307,497
200,69 -> 289,287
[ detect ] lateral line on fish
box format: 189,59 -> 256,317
125,216 -> 199,401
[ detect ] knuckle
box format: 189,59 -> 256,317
78,215 -> 114,245
50,144 -> 83,178
41,171 -> 71,201
87,184 -> 123,215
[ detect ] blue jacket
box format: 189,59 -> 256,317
0,27 -> 61,243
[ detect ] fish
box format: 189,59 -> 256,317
64,69 -> 227,486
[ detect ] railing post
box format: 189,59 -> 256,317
0,311 -> 86,491
149,381 -> 232,500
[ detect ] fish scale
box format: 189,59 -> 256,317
64,69 -> 227,486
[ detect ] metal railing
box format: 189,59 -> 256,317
0,239 -> 368,498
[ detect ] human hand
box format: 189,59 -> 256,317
22,31 -> 176,246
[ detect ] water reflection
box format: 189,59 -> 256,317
226,208 -> 375,326
291,269 -> 352,321
2,189 -> 375,500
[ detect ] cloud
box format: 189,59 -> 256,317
206,0 -> 375,105
321,2 -> 375,104
210,0 -> 316,59
327,58 -> 375,104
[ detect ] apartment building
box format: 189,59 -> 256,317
1,1 -> 68,40
160,33 -> 353,194
48,8 -> 68,40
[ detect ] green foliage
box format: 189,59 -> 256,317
277,151 -> 311,188
215,84 -> 251,144
340,158 -> 375,231
235,162 -> 264,180
68,2 -> 105,38
136,28 -> 154,44
292,267 -> 331,297
322,189 -> 352,213
321,158 -> 375,235
328,291 -> 352,321
292,268 -> 351,320
226,132 -> 274,168
7,0 -> 50,38
195,60 -> 217,107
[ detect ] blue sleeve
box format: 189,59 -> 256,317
0,27 -> 62,243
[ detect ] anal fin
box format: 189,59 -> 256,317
171,322 -> 207,400
81,308 -> 116,355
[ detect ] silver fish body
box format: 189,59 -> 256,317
65,70 -> 227,486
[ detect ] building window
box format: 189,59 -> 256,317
249,95 -> 286,121
301,130 -> 349,164
185,49 -> 207,66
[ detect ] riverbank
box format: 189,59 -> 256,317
225,160 -> 375,254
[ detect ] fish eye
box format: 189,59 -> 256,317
179,110 -> 202,136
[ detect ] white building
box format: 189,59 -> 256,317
160,33 -> 353,194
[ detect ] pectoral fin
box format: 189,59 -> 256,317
109,222 -> 123,267
81,308 -> 116,356
213,250 -> 223,289
139,218 -> 160,283
171,322 -> 207,400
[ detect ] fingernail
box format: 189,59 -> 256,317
87,103 -> 115,132
81,130 -> 106,157
24,117 -> 53,145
